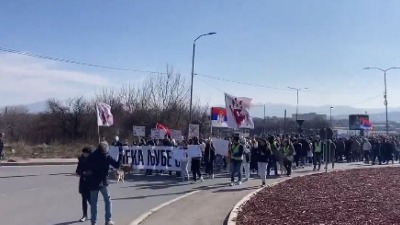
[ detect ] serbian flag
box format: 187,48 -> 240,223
360,117 -> 373,130
156,123 -> 171,136
211,107 -> 228,128
96,102 -> 113,127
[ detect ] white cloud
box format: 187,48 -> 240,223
0,53 -> 111,105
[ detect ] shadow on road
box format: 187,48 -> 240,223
213,186 -> 260,193
112,190 -> 193,200
52,220 -> 80,225
0,174 -> 38,179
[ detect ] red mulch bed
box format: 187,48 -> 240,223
237,167 -> 400,225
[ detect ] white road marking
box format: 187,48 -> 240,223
129,190 -> 201,225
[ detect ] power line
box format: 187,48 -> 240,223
0,46 -> 168,75
0,46 -> 291,90
351,93 -> 384,106
196,73 -> 289,91
0,46 -> 387,96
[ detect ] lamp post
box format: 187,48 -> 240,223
287,87 -> 308,128
188,32 -> 216,132
330,106 -> 333,127
363,67 -> 400,135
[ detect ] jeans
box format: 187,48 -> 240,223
313,152 -> 322,170
257,162 -> 267,183
81,191 -> 90,217
180,161 -> 189,181
230,160 -> 242,182
191,158 -> 202,181
283,159 -> 292,175
90,186 -> 112,224
267,155 -> 278,175
242,162 -> 250,180
205,160 -> 214,176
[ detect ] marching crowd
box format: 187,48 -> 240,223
73,133 -> 400,225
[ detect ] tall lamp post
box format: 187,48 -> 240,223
363,67 -> 400,135
189,32 -> 216,130
287,87 -> 308,128
329,106 -> 333,127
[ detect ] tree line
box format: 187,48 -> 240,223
0,68 -> 329,146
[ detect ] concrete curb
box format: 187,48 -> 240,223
226,177 -> 292,225
2,161 -> 77,166
226,164 -> 400,225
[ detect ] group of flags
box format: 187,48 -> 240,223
211,93 -> 254,129
96,102 -> 172,132
96,92 -> 255,132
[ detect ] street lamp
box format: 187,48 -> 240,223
189,32 -> 216,132
287,87 -> 308,128
330,106 -> 334,127
363,66 -> 400,135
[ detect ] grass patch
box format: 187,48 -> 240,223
3,143 -> 96,159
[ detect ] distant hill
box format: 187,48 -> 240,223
249,103 -> 400,122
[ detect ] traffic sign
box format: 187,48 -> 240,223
296,120 -> 305,127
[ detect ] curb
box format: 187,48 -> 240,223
226,164 -> 400,225
1,161 -> 77,166
129,190 -> 201,225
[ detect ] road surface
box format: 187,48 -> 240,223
0,165 -> 231,225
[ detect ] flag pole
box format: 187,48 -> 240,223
96,103 -> 100,143
97,125 -> 100,144
210,108 -> 213,139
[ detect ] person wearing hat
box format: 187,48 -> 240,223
86,143 -> 123,225
229,136 -> 244,186
75,147 -> 93,222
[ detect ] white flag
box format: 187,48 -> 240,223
224,93 -> 254,129
96,102 -> 114,127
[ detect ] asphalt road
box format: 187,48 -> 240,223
0,165 -> 232,225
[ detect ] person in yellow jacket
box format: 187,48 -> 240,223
313,136 -> 323,171
229,136 -> 244,186
282,139 -> 295,177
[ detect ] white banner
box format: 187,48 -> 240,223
172,149 -> 187,161
170,129 -> 183,141
188,124 -> 200,138
212,138 -> 230,156
109,146 -> 182,171
187,145 -> 202,158
133,126 -> 146,137
151,128 -> 166,139
224,93 -> 254,129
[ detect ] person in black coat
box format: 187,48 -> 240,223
75,147 -> 92,222
256,138 -> 271,186
204,140 -> 216,179
86,143 -> 123,225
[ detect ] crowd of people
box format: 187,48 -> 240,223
74,133 -> 400,225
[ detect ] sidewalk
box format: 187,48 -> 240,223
137,163 -> 377,225
1,158 -> 77,166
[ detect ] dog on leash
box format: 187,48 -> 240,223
114,164 -> 132,183
115,169 -> 125,183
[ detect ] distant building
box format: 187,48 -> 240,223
292,113 -> 327,120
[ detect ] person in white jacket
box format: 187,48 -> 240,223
362,138 -> 372,164
241,138 -> 252,181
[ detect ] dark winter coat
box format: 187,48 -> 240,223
86,148 -> 122,191
76,155 -> 90,194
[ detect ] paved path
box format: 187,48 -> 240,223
0,165 -> 236,225
138,162 -> 391,225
